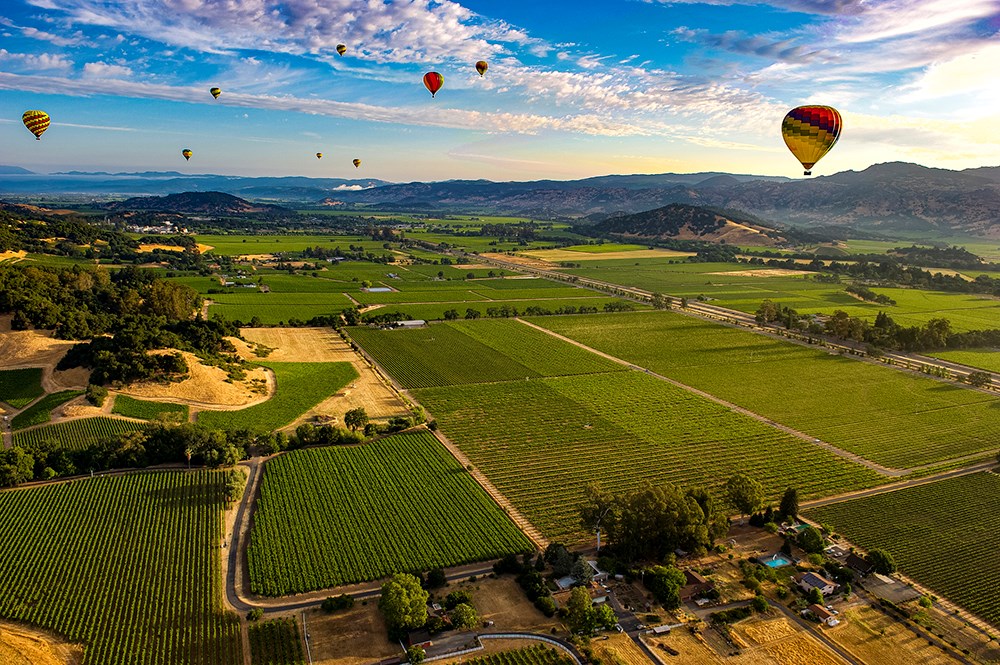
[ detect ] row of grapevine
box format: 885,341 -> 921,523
465,645 -> 574,665
807,472 -> 1000,626
0,470 -> 243,664
248,617 -> 305,665
13,417 -> 148,451
247,431 -> 533,596
112,395 -> 189,421
10,390 -> 85,430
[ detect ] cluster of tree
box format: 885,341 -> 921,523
887,245 -> 994,270
845,284 -> 896,305
377,573 -> 480,645
477,223 -> 537,240
692,244 -> 741,263
579,482 -> 729,562
493,552 -> 558,617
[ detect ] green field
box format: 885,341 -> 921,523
0,367 -> 44,408
534,312 -> 1000,470
350,319 -> 623,389
414,370 -> 883,539
195,234 -> 390,256
562,243 -> 648,253
197,362 -> 357,432
927,349 -> 1000,374
10,390 -> 83,430
807,473 -> 1000,626
464,645 -> 574,665
112,395 -> 190,421
13,417 -> 148,451
248,618 -> 304,665
247,431 -> 533,595
0,471 -> 242,665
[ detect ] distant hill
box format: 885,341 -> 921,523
0,166 -> 35,175
102,191 -> 294,216
596,203 -> 787,246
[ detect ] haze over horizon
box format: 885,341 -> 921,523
1,0 -> 998,182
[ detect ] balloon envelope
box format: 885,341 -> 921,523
22,110 -> 50,140
316,153 -> 323,159
781,105 -> 842,176
182,149 -> 192,161
353,158 -> 361,168
336,44 -> 346,56
210,87 -> 222,99
423,72 -> 444,97
476,61 -> 488,76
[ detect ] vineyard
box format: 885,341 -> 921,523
928,349 -> 1000,375
0,367 -> 44,408
533,312 -> 1000,469
10,390 -> 84,429
807,472 -> 1000,626
112,395 -> 190,421
248,618 -> 305,665
414,371 -> 884,539
463,645 -> 574,665
349,320 -> 621,389
13,417 -> 148,451
197,362 -> 357,431
0,470 -> 243,665
247,431 -> 532,595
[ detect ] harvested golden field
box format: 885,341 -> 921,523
0,250 -> 27,263
732,617 -> 799,645
117,350 -> 272,407
706,269 -> 814,278
0,621 -> 83,665
0,328 -> 91,391
759,633 -> 843,665
591,634 -> 654,665
307,605 -> 399,665
826,606 -> 961,665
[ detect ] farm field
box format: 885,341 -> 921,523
112,395 -> 190,421
0,471 -> 243,665
13,417 -> 148,451
414,370 -> 884,540
248,618 -> 305,665
194,234 -> 389,256
383,298 -> 641,323
247,431 -> 532,595
926,349 -> 1000,374
0,367 -> 44,408
10,390 -> 83,429
197,362 -> 357,432
533,312 -> 1000,469
459,645 -> 574,665
350,319 -> 623,389
807,472 -> 1000,626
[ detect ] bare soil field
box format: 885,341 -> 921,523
446,576 -> 562,634
706,269 -> 814,278
826,606 -> 961,665
307,604 -> 399,665
0,620 -> 83,665
117,351 -> 272,408
240,327 -> 408,421
0,327 -> 91,392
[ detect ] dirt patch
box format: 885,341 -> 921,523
0,250 -> 28,263
197,244 -> 213,254
645,629 -> 724,664
448,576 -> 561,634
307,604 -> 400,665
49,367 -> 91,391
482,252 -> 557,269
592,633 -> 655,665
138,244 -> 185,253
240,328 -> 409,422
519,248 -> 695,263
0,330 -> 76,367
0,621 -> 83,665
453,264 -> 492,270
826,606 -> 961,665
117,351 -> 272,408
705,269 -> 813,278
758,632 -> 843,665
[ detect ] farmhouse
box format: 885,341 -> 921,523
807,604 -> 840,627
680,570 -> 715,602
797,572 -> 837,596
846,553 -> 875,576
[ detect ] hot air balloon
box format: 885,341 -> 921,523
316,152 -> 323,159
22,110 -> 50,140
781,105 -> 842,176
336,44 -> 347,56
182,148 -> 192,161
210,87 -> 222,99
475,61 -> 488,77
353,158 -> 362,168
423,72 -> 444,98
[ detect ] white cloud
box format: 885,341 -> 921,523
645,0 -> 865,15
0,49 -> 73,70
82,61 -> 134,77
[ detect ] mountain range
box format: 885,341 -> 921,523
1,162 -> 997,236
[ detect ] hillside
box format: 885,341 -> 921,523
102,191 -> 294,216
595,203 -> 787,246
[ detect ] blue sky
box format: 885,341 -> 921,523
1,0 -> 998,181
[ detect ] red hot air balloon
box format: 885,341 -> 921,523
423,72 -> 444,98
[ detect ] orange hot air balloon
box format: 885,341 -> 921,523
210,87 -> 222,99
781,105 -> 842,176
336,44 -> 347,56
22,110 -> 50,140
182,148 -> 192,161
475,61 -> 488,77
353,158 -> 362,168
316,152 -> 323,159
423,72 -> 444,97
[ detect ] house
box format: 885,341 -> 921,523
846,553 -> 875,577
406,629 -> 432,649
807,604 -> 839,627
680,570 -> 715,602
797,572 -> 837,596
586,560 -> 609,582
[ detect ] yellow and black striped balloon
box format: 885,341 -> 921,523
210,87 -> 222,99
781,105 -> 842,176
182,148 -> 192,161
22,110 -> 50,140
353,158 -> 361,168
336,44 -> 347,56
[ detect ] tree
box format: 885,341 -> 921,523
247,607 -> 263,621
750,595 -> 770,613
544,543 -> 575,577
965,371 -> 992,387
779,487 -> 799,521
566,586 -> 597,634
321,594 -> 354,612
344,407 -> 369,432
868,549 -> 897,575
594,604 -> 617,631
797,526 -> 825,554
425,568 -> 447,589
571,557 -> 594,586
726,474 -> 765,518
405,645 -> 425,665
644,566 -> 687,610
378,573 -> 428,632
0,448 -> 34,487
807,587 -> 824,605
443,309 -> 459,321
450,603 -> 479,630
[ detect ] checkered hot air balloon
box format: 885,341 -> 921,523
22,110 -> 50,140
781,106 -> 842,176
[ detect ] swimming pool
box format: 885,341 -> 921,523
762,553 -> 793,568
